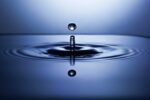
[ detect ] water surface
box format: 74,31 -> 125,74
0,35 -> 150,99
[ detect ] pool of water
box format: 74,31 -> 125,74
0,35 -> 150,99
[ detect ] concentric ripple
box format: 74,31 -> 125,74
7,42 -> 137,60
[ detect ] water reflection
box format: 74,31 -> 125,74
0,35 -> 150,99
68,69 -> 77,77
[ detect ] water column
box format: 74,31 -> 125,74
68,23 -> 77,77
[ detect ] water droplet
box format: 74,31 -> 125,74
68,23 -> 77,31
68,69 -> 76,77
70,35 -> 76,51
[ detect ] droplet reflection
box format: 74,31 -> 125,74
68,69 -> 76,77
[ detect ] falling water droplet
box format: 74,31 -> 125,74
68,69 -> 76,77
68,23 -> 77,31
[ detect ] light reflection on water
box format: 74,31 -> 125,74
0,35 -> 150,99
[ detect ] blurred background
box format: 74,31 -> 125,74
0,0 -> 150,36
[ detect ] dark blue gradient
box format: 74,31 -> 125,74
0,0 -> 150,99
0,35 -> 150,99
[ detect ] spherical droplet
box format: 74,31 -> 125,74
68,69 -> 76,77
68,23 -> 77,31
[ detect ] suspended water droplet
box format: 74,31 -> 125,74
68,23 -> 77,31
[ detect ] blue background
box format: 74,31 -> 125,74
0,0 -> 150,36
